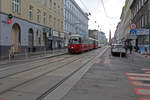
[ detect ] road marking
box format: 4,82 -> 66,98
139,98 -> 150,100
128,76 -> 150,81
142,69 -> 150,71
145,72 -> 150,74
126,72 -> 150,77
131,81 -> 150,87
110,60 -> 112,64
0,98 -> 9,100
103,59 -> 112,64
134,88 -> 150,96
0,67 -> 10,71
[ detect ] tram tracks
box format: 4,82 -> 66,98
0,50 -> 98,96
36,47 -> 108,100
0,55 -> 73,79
36,56 -> 96,100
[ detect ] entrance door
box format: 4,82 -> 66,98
28,28 -> 34,52
12,23 -> 21,53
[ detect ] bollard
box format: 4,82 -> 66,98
120,52 -> 122,59
132,51 -> 134,62
25,48 -> 28,58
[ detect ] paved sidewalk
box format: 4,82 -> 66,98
61,49 -> 148,100
134,52 -> 150,60
0,49 -> 67,65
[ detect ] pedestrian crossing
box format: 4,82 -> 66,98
126,69 -> 150,100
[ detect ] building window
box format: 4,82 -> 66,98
58,5 -> 60,15
141,0 -> 144,6
61,8 -> 63,16
42,0 -> 47,7
142,15 -> 144,27
145,14 -> 148,25
49,0 -> 52,9
54,2 -> 56,9
12,0 -> 20,13
61,21 -> 63,31
54,17 -> 56,29
49,15 -> 52,25
29,5 -> 33,20
37,9 -> 41,23
43,12 -> 47,24
57,19 -> 60,30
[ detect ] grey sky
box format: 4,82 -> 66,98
75,0 -> 125,38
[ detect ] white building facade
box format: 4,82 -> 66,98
64,0 -> 89,46
114,0 -> 133,44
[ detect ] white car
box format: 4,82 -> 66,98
111,44 -> 126,56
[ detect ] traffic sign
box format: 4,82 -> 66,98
8,19 -> 12,24
8,14 -> 13,24
130,23 -> 137,30
130,30 -> 137,36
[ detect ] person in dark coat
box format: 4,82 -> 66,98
129,45 -> 133,54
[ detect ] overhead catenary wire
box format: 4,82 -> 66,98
101,0 -> 108,17
101,0 -> 117,19
78,0 -> 99,24
79,0 -> 90,13
77,0 -> 116,31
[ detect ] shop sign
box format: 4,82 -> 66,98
136,29 -> 149,35
60,33 -> 65,38
53,31 -> 59,37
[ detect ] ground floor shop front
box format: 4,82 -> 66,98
124,29 -> 150,55
0,13 -> 65,59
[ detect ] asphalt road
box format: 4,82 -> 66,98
61,48 -> 150,100
0,47 -> 107,100
1,47 -> 150,100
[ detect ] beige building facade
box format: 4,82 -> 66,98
0,0 -> 64,58
114,0 -> 133,44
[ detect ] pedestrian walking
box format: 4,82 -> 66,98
129,45 -> 133,54
135,45 -> 139,52
124,45 -> 128,54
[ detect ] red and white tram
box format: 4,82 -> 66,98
68,34 -> 98,53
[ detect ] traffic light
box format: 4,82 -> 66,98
8,14 -> 13,24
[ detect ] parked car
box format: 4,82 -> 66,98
111,44 -> 126,56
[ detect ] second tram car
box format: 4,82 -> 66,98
68,34 -> 98,53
